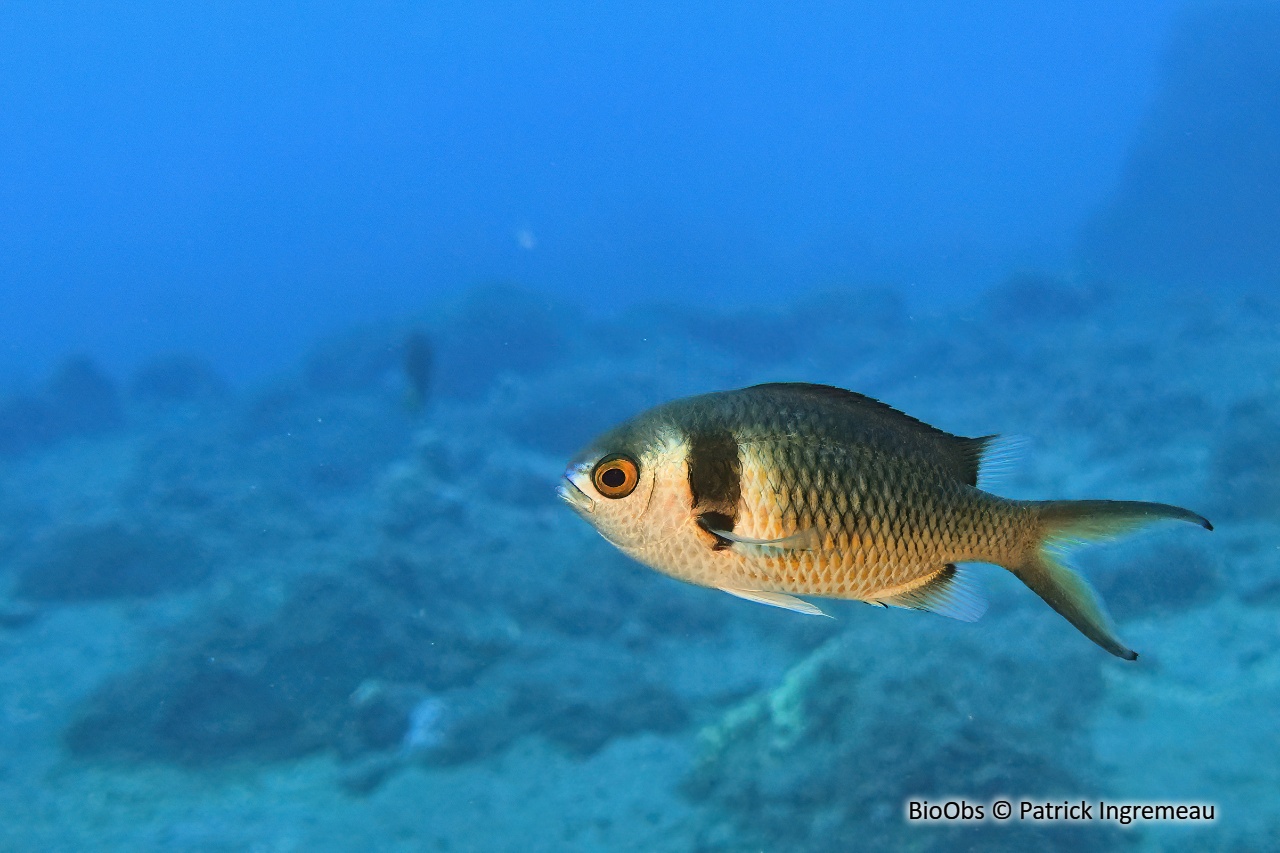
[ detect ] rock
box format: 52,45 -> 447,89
237,382 -> 416,496
684,619 -> 1124,852
0,356 -> 122,455
1079,5 -> 1280,287
342,680 -> 444,757
1093,540 -> 1224,619
983,273 -> 1106,325
1212,398 -> 1280,521
432,284 -> 575,400
338,752 -> 404,796
0,601 -> 40,629
45,356 -> 123,434
14,522 -> 213,601
130,354 -> 229,404
64,569 -> 509,766
302,324 -> 405,395
510,680 -> 690,758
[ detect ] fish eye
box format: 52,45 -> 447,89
592,454 -> 639,499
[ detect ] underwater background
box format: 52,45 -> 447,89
1,2 -> 1277,851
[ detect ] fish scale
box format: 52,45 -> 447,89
561,383 -> 1212,659
732,435 -> 991,599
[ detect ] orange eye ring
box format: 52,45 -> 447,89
592,454 -> 639,499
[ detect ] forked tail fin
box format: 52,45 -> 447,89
1009,500 -> 1212,660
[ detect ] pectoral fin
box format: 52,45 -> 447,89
875,564 -> 987,623
697,515 -> 820,550
719,587 -> 831,617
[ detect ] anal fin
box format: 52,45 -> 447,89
719,587 -> 831,617
876,564 -> 987,623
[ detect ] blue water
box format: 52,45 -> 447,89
3,0 -> 1187,383
1,2 -> 1276,851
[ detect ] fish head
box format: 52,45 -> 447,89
558,417 -> 686,552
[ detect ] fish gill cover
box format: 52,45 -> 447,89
0,3 -> 1277,853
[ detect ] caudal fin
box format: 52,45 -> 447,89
1009,500 -> 1212,660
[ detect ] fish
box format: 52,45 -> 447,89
402,330 -> 433,413
557,382 -> 1212,659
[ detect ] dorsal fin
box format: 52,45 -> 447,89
746,383 -> 996,485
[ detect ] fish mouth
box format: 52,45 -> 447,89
557,475 -> 595,514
